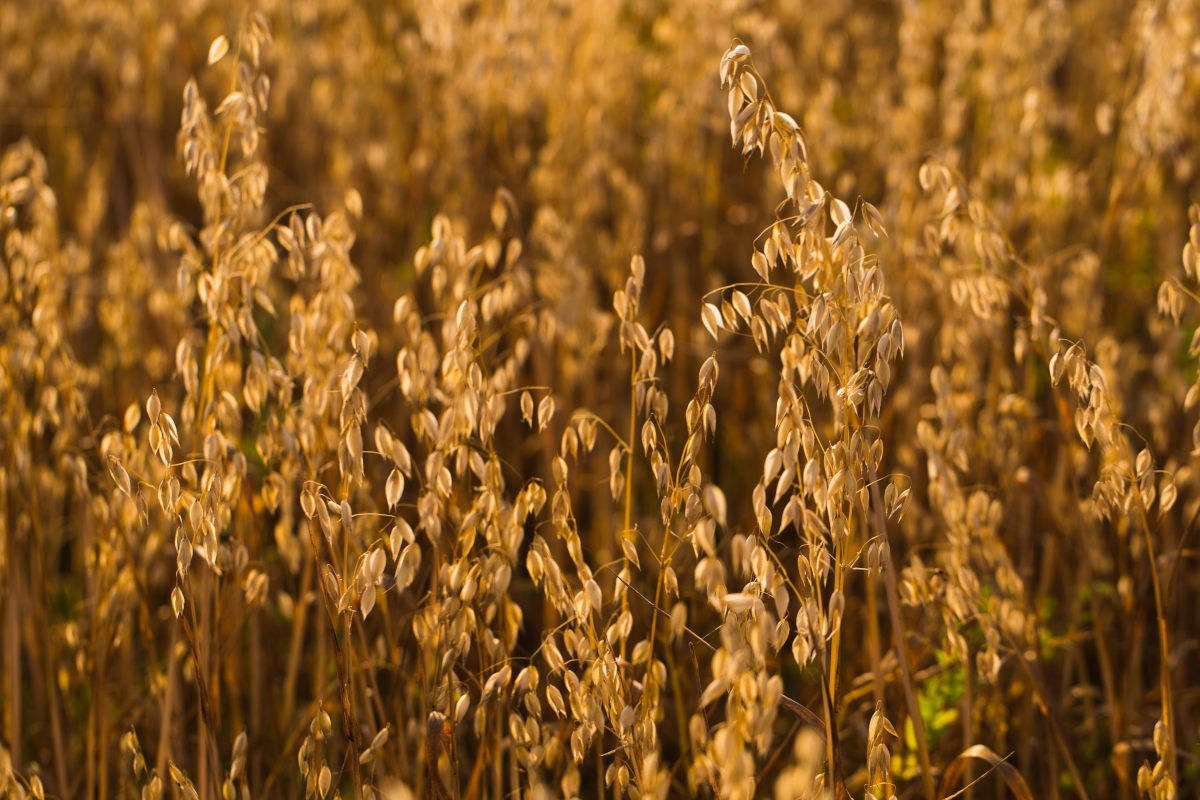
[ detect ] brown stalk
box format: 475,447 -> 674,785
1130,485 -> 1177,791
867,465 -> 935,800
5,549 -> 22,770
305,515 -> 363,797
156,624 -> 180,786
1005,637 -> 1091,800
282,555 -> 314,729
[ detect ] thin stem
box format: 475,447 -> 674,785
619,354 -> 636,667
1130,484 -> 1177,791
867,466 -> 935,800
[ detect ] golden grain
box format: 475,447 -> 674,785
0,4 -> 1197,800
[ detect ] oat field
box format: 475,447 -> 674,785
1,2 -> 1198,798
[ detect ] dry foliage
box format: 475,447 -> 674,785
1,3 -> 1198,799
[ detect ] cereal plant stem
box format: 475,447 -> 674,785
865,571 -> 885,706
197,578 -> 210,800
343,612 -> 363,797
307,516 -> 363,796
1006,638 -> 1090,800
24,474 -> 69,796
817,650 -> 841,795
868,465 -> 935,800
621,355 -> 636,663
156,624 -> 180,785
1131,486 -> 1177,790
5,548 -> 21,769
282,557 -> 314,730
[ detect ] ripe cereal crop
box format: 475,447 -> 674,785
0,3 -> 1198,799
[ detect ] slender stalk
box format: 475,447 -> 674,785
865,571 -> 886,706
197,573 -> 210,800
305,515 -> 362,796
867,467 -> 935,800
1006,639 -> 1090,800
5,551 -> 21,769
1130,487 -> 1176,790
620,354 -> 636,667
157,625 -> 180,785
